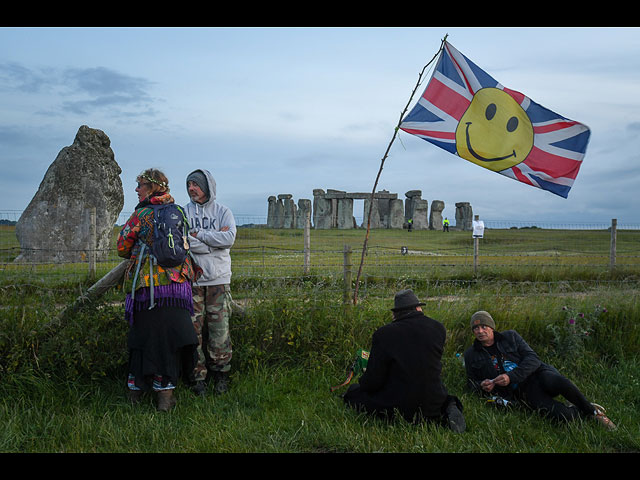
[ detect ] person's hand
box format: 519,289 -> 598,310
220,226 -> 230,232
493,374 -> 511,387
481,374 -> 510,392
480,379 -> 495,392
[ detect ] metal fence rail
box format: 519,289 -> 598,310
2,211 -> 639,288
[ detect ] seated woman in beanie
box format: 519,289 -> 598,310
343,289 -> 465,432
463,311 -> 616,430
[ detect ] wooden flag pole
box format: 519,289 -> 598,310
353,34 -> 448,305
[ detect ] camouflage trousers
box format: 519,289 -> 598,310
191,284 -> 232,381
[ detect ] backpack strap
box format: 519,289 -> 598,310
131,242 -> 147,301
148,252 -> 156,309
130,240 -> 157,311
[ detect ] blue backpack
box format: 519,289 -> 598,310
148,203 -> 190,268
130,203 -> 191,310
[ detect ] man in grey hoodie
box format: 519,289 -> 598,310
185,169 -> 237,395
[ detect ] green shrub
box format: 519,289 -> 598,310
0,306 -> 44,376
37,302 -> 128,381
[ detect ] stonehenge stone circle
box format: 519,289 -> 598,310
267,188 -> 473,231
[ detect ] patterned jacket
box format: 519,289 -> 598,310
117,192 -> 198,293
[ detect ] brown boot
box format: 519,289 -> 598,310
128,389 -> 144,405
157,389 -> 177,412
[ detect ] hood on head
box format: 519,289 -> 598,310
187,168 -> 217,204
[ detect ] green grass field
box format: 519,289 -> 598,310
1,226 -> 639,453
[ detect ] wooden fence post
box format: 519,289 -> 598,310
343,244 -> 352,304
89,207 -> 96,280
610,218 -> 617,271
304,212 -> 311,274
473,215 -> 480,276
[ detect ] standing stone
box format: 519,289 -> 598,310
455,202 -> 473,231
389,199 -> 404,229
296,199 -> 312,229
273,197 -> 285,228
313,189 -> 333,229
15,125 -> 124,263
337,198 -> 354,229
429,200 -> 445,231
412,199 -> 429,230
362,198 -> 382,228
279,194 -> 296,229
267,196 -> 278,228
404,190 -> 422,222
376,190 -> 392,228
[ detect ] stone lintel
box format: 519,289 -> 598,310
323,192 -> 397,200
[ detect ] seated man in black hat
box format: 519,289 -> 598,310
343,289 -> 465,432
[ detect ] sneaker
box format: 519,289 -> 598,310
446,402 -> 466,433
592,403 -> 617,431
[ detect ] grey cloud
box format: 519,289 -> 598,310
627,122 -> 640,133
0,62 -> 157,115
62,66 -> 152,99
0,62 -> 53,93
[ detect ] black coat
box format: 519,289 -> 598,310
344,309 -> 449,422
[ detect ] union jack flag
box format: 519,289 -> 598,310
399,41 -> 591,198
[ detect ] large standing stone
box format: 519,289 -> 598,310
15,125 -> 123,263
362,198 -> 382,228
455,202 -> 473,231
404,190 -> 422,222
279,194 -> 296,229
389,199 -> 405,229
313,189 -> 333,229
429,200 -> 445,231
296,199 -> 312,229
336,198 -> 354,230
412,199 -> 429,230
267,196 -> 278,228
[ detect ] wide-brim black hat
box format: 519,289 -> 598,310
391,289 -> 426,312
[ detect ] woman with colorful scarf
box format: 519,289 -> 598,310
117,168 -> 199,412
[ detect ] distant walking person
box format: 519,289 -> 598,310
443,217 -> 449,232
463,311 -> 616,429
185,169 -> 237,396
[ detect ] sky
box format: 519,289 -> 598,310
1,26 -> 639,227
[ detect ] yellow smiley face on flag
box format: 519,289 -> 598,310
455,88 -> 534,172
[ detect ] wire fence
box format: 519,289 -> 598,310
2,210 -> 640,299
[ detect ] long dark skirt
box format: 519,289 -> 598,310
127,305 -> 198,391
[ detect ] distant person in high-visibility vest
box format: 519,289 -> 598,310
407,218 -> 413,232
443,217 -> 449,232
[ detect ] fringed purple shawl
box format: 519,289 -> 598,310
125,281 -> 193,325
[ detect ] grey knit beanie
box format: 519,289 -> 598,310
470,311 -> 496,330
187,170 -> 209,199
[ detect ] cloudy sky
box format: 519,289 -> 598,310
1,27 -> 639,226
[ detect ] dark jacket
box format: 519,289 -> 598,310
463,329 -> 557,398
345,309 -> 449,421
